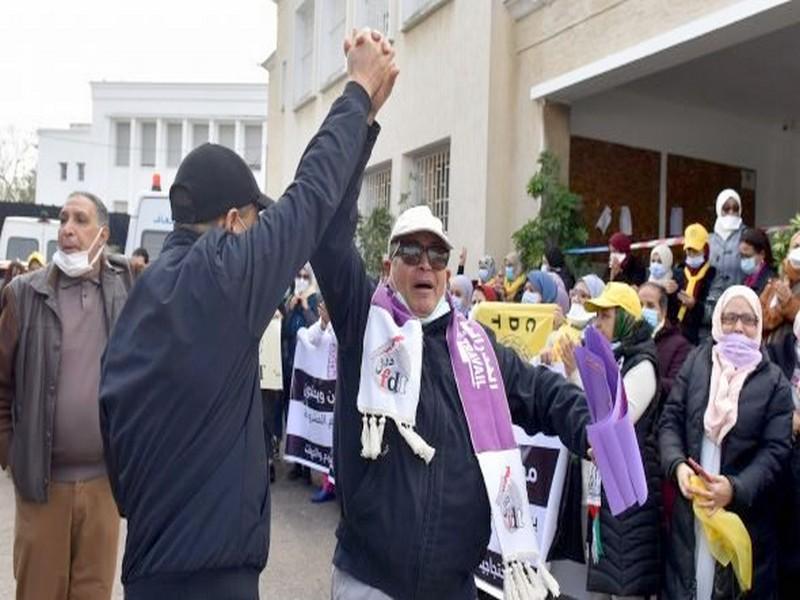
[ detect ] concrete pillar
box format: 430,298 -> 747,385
234,120 -> 244,156
155,118 -> 165,170
181,119 -> 190,159
208,119 -> 217,144
260,122 -> 268,187
541,101 -> 571,184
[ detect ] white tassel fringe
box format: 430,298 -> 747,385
396,422 -> 436,463
503,560 -> 559,600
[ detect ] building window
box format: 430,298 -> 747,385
402,0 -> 450,30
77,162 -> 85,182
244,125 -> 263,170
319,0 -> 346,84
192,123 -> 209,148
58,162 -> 68,181
360,164 -> 392,214
294,0 -> 315,103
166,123 -> 182,167
413,144 -> 450,230
218,123 -> 235,150
356,0 -> 390,36
115,121 -> 130,167
140,122 -> 156,167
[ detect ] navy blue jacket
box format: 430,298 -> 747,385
99,82 -> 379,598
311,198 -> 590,599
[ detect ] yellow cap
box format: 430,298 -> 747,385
684,223 -> 709,252
584,282 -> 643,320
26,251 -> 46,267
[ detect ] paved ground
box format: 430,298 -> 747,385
0,464 -> 339,599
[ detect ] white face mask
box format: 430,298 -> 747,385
609,252 -> 627,267
52,229 -> 105,278
294,277 -> 310,295
718,215 -> 742,231
789,247 -> 800,269
541,263 -> 550,273
521,291 -> 542,304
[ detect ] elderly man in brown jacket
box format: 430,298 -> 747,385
0,191 -> 133,600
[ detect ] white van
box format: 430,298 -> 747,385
0,216 -> 60,263
124,191 -> 172,261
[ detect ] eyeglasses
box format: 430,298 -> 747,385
297,274 -> 310,281
392,241 -> 450,271
720,312 -> 759,327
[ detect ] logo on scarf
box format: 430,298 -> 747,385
371,335 -> 410,395
495,465 -> 525,531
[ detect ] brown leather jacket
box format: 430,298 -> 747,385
0,256 -> 133,502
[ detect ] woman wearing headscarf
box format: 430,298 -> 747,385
449,274 -> 473,317
709,188 -> 747,305
766,311 -> 800,599
543,245 -> 575,292
548,271 -> 571,316
281,264 -> 320,478
739,227 -> 777,296
761,230 -> 800,344
659,286 -> 793,600
476,254 -> 497,285
675,224 -> 717,345
552,283 -> 661,598
524,270 -> 557,305
503,251 -> 526,302
649,243 -> 680,319
606,232 -> 647,287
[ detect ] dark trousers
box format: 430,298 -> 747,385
261,389 -> 282,455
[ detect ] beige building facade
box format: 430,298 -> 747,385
266,0 -> 800,269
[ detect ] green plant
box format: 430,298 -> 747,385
357,205 -> 394,278
512,151 -> 588,271
770,213 -> 800,270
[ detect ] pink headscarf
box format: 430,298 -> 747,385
705,286 -> 763,445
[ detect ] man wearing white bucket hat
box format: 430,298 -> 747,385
312,204 -> 591,600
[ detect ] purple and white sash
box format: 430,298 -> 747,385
357,285 -> 560,599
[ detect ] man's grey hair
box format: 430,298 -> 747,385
68,191 -> 109,227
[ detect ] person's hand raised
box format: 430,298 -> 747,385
344,28 -> 398,122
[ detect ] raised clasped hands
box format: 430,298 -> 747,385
344,28 -> 400,124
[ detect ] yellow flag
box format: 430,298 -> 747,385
690,475 -> 752,591
473,302 -> 556,361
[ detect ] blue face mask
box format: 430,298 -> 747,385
505,266 -> 515,281
740,256 -> 758,275
521,291 -> 542,304
686,255 -> 705,270
641,307 -> 660,330
649,263 -> 667,280
478,268 -> 490,283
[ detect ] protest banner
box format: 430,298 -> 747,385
284,321 -> 338,473
472,302 -> 556,361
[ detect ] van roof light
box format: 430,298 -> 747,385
152,173 -> 162,192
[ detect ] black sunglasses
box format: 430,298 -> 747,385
392,241 -> 450,271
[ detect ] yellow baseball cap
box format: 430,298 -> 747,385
584,282 -> 643,320
684,223 -> 709,252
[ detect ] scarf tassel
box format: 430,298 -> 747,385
396,422 -> 436,464
503,560 -> 560,600
360,415 -> 388,460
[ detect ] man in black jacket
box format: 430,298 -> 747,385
99,31 -> 398,600
312,203 -> 590,597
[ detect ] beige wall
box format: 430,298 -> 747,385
515,0 -> 741,86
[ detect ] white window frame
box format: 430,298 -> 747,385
58,162 -> 68,181
412,143 -> 451,231
244,124 -> 263,170
359,162 -> 392,215
280,60 -> 288,112
115,121 -> 131,167
355,0 -> 391,37
401,0 -> 451,32
140,122 -> 157,167
166,122 -> 183,167
293,0 -> 316,106
318,0 -> 347,89
76,162 -> 85,182
217,123 -> 236,150
192,122 -> 209,148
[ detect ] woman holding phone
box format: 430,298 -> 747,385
659,285 -> 793,599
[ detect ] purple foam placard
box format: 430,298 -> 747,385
574,347 -> 613,423
583,326 -> 621,399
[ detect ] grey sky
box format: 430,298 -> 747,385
0,0 -> 277,132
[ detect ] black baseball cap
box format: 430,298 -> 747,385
169,143 -> 273,224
